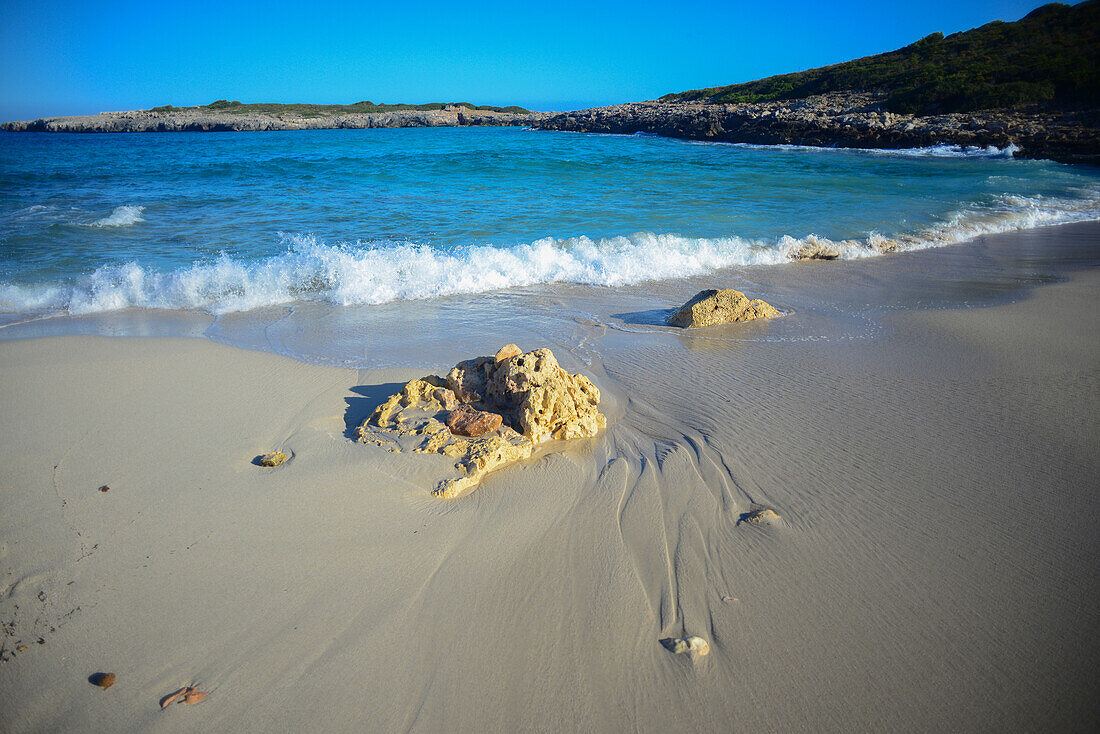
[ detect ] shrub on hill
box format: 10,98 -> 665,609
661,1 -> 1099,113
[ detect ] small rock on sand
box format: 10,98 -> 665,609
739,508 -> 781,525
660,636 -> 710,656
90,672 -> 116,689
258,451 -> 288,467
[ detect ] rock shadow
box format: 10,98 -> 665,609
611,308 -> 676,326
343,382 -> 406,440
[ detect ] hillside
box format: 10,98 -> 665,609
661,1 -> 1100,114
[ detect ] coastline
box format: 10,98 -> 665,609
535,93 -> 1100,163
1,223 -> 1097,731
0,107 -> 547,134
6,92 -> 1097,163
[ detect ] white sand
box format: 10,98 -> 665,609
1,228 -> 1098,732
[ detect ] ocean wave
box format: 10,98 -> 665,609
722,141 -> 1021,158
87,205 -> 145,227
1,191 -> 1098,317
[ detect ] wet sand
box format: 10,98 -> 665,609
1,222 -> 1097,732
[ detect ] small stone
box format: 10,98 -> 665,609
91,672 -> 116,689
258,451 -> 288,467
739,508 -> 781,525
660,636 -> 710,657
16,645 -> 28,652
160,687 -> 192,708
97,485 -> 110,493
494,343 -> 522,363
445,405 -> 503,437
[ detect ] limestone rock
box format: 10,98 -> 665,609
868,236 -> 902,253
446,358 -> 494,403
660,636 -> 710,657
258,451 -> 288,467
790,240 -> 841,260
495,343 -> 522,363
372,376 -> 452,425
667,289 -> 780,328
486,348 -> 605,443
358,344 -> 605,497
445,405 -> 504,437
435,432 -> 534,499
739,508 -> 781,525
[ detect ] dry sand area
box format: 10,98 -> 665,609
1,223 -> 1098,732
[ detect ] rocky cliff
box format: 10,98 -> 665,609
533,93 -> 1100,163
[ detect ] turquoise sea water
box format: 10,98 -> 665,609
2,126 -> 1099,321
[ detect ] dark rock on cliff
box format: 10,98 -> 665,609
534,93 -> 1100,163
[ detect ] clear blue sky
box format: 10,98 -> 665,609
0,0 -> 1059,120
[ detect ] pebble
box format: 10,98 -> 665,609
258,451 -> 288,467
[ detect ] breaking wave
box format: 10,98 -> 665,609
2,190 -> 1098,317
87,205 -> 145,227
721,141 -> 1021,158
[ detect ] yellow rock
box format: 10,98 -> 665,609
359,344 -> 604,497
434,431 -> 534,498
740,508 -> 781,525
258,451 -> 288,467
667,289 -> 780,328
370,376 -> 450,426
494,343 -> 522,363
486,348 -> 605,444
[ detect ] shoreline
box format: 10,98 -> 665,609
1,221 -> 1097,731
6,92 -> 1098,163
2,220 -> 1099,367
535,93 -> 1100,164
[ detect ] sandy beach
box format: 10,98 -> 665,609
1,222 -> 1098,732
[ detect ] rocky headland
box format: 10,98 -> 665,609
1,105 -> 547,133
533,93 -> 1100,163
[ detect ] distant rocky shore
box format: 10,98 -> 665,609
0,106 -> 548,133
534,93 -> 1100,163
6,93 -> 1097,163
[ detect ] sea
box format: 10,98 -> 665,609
2,126 -> 1099,367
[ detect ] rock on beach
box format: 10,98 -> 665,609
358,345 -> 605,497
668,289 -> 780,328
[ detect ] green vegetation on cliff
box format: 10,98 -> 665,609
661,1 -> 1099,113
148,100 -> 530,116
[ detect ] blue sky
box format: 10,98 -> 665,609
0,0 -> 1058,120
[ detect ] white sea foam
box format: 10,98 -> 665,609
88,205 -> 145,227
722,141 -> 1022,158
2,191 -> 1098,317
